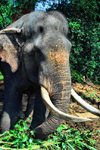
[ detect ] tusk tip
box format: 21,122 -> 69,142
71,88 -> 100,117
0,28 -> 22,34
74,118 -> 92,122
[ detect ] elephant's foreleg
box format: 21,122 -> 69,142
31,87 -> 47,129
1,86 -> 22,133
25,94 -> 35,117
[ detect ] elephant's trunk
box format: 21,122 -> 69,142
32,33 -> 71,139
34,66 -> 71,139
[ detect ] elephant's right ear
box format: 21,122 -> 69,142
0,44 -> 19,73
0,40 -> 19,73
0,28 -> 22,72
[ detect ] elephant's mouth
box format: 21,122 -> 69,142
41,86 -> 100,122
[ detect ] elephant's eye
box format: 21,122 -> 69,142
39,26 -> 44,33
32,46 -> 41,58
34,51 -> 41,57
0,45 -> 3,50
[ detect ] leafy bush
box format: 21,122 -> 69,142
0,120 -> 97,149
13,0 -> 36,9
0,72 -> 3,80
0,2 -> 12,29
69,20 -> 100,83
0,0 -> 37,30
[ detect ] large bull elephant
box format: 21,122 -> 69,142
0,10 -> 100,139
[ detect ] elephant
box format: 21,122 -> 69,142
0,10 -> 100,139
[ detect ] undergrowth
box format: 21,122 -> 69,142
0,119 -> 97,150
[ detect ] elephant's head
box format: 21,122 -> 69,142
0,11 -> 100,139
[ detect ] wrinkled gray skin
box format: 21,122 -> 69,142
0,10 -> 71,139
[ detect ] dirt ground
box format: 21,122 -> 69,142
0,80 -> 100,149
66,81 -> 100,149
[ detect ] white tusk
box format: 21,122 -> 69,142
71,88 -> 100,117
41,86 -> 92,122
0,28 -> 22,34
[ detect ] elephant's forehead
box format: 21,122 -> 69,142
44,38 -> 69,67
49,49 -> 69,67
46,15 -> 59,25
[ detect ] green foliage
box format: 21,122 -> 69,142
69,19 -> 100,83
12,0 -> 36,9
0,0 -> 37,29
85,89 -> 100,101
47,125 -> 97,150
0,1 -> 12,29
0,121 -> 97,149
0,72 -> 4,80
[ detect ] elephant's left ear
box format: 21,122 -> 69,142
0,28 -> 22,72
